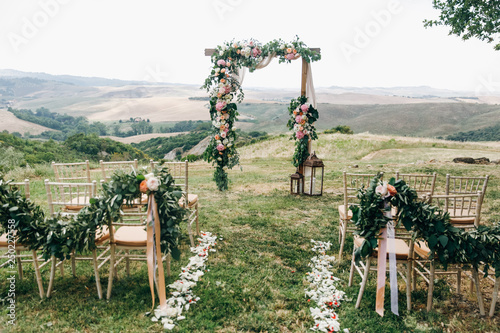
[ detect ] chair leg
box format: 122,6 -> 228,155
406,260 -> 412,311
47,255 -> 56,298
348,244 -> 356,287
355,257 -> 371,309
472,268 -> 485,316
125,250 -> 130,276
412,261 -> 417,292
490,277 -> 499,317
16,250 -> 23,281
166,253 -> 171,277
92,249 -> 102,300
426,261 -> 435,312
59,259 -> 64,277
106,244 -> 116,300
187,218 -> 195,248
32,250 -> 45,299
195,203 -> 199,236
71,250 -> 76,277
338,222 -> 347,261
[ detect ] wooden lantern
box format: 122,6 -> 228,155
290,171 -> 304,195
303,152 -> 324,196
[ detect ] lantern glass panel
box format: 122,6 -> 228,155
312,166 -> 323,195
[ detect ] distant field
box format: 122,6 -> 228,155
0,108 -> 55,135
101,132 -> 188,144
236,102 -> 500,137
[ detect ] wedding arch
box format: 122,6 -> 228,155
202,37 -> 321,191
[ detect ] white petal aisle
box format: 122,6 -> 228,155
306,240 -> 348,333
152,231 -> 220,330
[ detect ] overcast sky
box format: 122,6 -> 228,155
1,0 -> 499,92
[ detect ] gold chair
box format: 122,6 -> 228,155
52,160 -> 91,183
348,224 -> 414,311
413,192 -> 483,311
0,179 -> 46,299
44,180 -> 107,298
151,160 -> 199,247
338,172 -> 381,260
105,207 -> 171,300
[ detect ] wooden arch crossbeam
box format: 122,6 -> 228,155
204,48 -> 321,96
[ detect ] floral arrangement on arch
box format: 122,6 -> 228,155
203,36 -> 321,191
287,95 -> 319,167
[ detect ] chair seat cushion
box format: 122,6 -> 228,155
95,226 -> 114,244
179,194 -> 198,208
448,209 -> 476,224
414,241 -> 431,259
338,205 -> 353,220
114,226 -> 147,247
64,205 -> 85,211
354,236 -> 410,260
0,233 -> 28,249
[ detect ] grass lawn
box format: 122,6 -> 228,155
1,133 -> 500,332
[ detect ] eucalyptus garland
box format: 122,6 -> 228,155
202,36 -> 321,191
351,174 -> 500,277
0,168 -> 188,261
287,96 -> 319,167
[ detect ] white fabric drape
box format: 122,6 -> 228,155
231,53 -> 317,108
306,62 -> 317,108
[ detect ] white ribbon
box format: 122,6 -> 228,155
386,218 -> 399,316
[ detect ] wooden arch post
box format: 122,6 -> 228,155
205,47 -> 321,174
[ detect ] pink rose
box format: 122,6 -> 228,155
221,132 -> 227,138
252,48 -> 261,57
296,131 -> 305,140
295,115 -> 302,123
286,53 -> 295,60
219,87 -> 226,94
216,144 -> 225,151
224,85 -> 231,94
217,59 -> 226,66
224,127 -> 229,133
301,104 -> 309,112
215,101 -> 226,111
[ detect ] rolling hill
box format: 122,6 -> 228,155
1,69 -> 500,140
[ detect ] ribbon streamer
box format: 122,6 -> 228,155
387,219 -> 399,316
147,194 -> 167,311
375,201 -> 399,316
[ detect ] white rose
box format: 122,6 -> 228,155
144,173 -> 154,180
227,142 -> 232,147
280,44 -> 285,50
223,138 -> 228,144
215,68 -> 220,73
221,132 -> 227,138
217,157 -> 222,161
147,177 -> 160,191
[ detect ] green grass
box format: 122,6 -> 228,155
1,133 -> 500,332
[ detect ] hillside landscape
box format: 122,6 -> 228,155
1,70 -> 500,143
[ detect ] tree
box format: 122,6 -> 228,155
425,0 -> 500,50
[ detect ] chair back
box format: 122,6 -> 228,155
52,161 -> 91,183
100,159 -> 139,182
8,179 -> 30,199
44,180 -> 96,216
429,192 -> 483,228
395,172 -> 437,201
446,174 -> 489,200
343,172 -> 382,209
151,160 -> 189,207
108,206 -> 148,245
